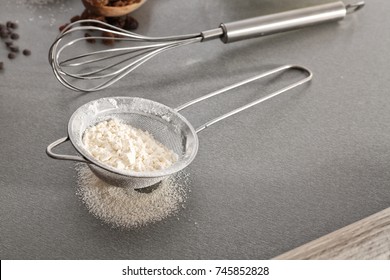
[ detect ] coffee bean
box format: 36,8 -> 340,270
125,16 -> 138,30
71,15 -> 81,23
0,21 -> 30,68
8,22 -> 17,29
59,23 -> 69,32
84,33 -> 96,44
80,9 -> 91,20
112,1 -> 126,7
102,31 -> 115,45
0,31 -> 9,39
10,46 -> 19,53
107,16 -> 126,29
10,33 -> 19,40
90,0 -> 109,7
61,9 -> 139,46
5,40 -> 13,48
6,21 -> 18,29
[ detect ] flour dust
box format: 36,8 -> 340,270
75,164 -> 190,229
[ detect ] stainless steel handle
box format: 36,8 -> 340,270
215,1 -> 364,43
46,136 -> 89,163
175,65 -> 313,133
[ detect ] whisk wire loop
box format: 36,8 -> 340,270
49,19 -> 202,92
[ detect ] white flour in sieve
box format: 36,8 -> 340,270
75,164 -> 189,229
83,118 -> 178,172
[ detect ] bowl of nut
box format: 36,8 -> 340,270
82,0 -> 147,17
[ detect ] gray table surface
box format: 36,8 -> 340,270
0,0 -> 389,259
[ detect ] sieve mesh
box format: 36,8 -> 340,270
67,97 -> 198,189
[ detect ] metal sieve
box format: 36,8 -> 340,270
46,65 -> 312,189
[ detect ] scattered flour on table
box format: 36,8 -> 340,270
17,0 -> 65,5
75,164 -> 189,229
13,0 -> 73,26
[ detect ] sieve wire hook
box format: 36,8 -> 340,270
175,65 -> 313,133
46,136 -> 89,163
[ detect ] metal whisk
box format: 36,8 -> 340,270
49,1 -> 364,92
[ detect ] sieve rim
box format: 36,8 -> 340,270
67,96 -> 199,179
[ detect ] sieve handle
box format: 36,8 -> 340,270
175,65 -> 313,133
46,136 -> 90,163
213,1 -> 365,43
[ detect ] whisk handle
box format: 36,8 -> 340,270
218,1 -> 364,43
